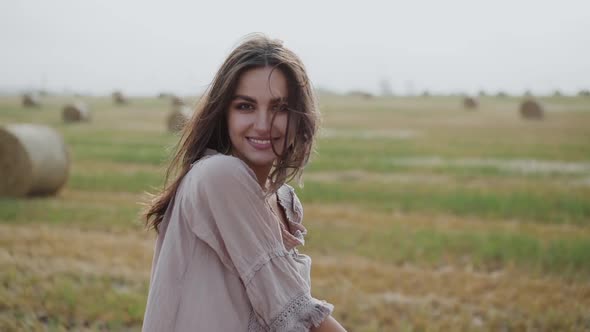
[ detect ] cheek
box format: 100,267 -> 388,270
273,116 -> 297,150
227,113 -> 245,135
283,115 -> 298,142
272,114 -> 290,134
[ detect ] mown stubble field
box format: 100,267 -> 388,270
1,94 -> 589,331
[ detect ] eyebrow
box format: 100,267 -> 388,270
232,95 -> 287,103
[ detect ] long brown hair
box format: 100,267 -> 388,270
144,34 -> 320,232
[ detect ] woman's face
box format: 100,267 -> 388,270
227,66 -> 291,177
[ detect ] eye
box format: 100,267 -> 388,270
235,102 -> 254,111
272,103 -> 289,112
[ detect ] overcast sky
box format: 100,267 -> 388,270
1,0 -> 589,96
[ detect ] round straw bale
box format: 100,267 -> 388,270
519,99 -> 544,120
167,106 -> 192,132
171,96 -> 185,107
347,91 -> 373,99
463,97 -> 478,109
361,92 -> 373,99
62,102 -> 90,123
22,93 -> 40,107
0,124 -> 69,197
112,91 -> 127,104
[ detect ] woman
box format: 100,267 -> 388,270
142,34 -> 346,331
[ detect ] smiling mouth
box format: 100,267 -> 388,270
248,138 -> 271,144
247,137 -> 280,149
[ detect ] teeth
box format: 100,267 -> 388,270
249,138 -> 270,144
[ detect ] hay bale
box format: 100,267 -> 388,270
0,124 -> 69,197
347,90 -> 373,99
519,99 -> 544,120
112,91 -> 127,104
463,97 -> 478,109
62,102 -> 90,123
167,106 -> 192,132
22,93 -> 40,107
171,96 -> 185,107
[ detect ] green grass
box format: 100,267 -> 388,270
0,268 -> 147,331
69,171 -> 164,193
2,94 -> 590,330
313,136 -> 590,168
305,220 -> 590,277
299,181 -> 590,225
0,198 -> 141,228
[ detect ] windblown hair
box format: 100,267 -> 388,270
144,34 -> 320,232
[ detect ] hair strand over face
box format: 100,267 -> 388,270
143,33 -> 320,232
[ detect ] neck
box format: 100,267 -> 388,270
227,148 -> 273,190
253,165 -> 272,190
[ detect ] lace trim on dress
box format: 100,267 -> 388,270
248,309 -> 266,332
248,293 -> 334,332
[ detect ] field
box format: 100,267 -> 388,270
1,94 -> 590,331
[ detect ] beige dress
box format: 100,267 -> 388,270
142,149 -> 333,331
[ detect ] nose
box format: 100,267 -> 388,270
253,107 -> 272,135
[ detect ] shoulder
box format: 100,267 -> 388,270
188,153 -> 255,184
195,154 -> 253,178
187,154 -> 262,197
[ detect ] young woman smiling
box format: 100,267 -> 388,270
142,34 -> 346,332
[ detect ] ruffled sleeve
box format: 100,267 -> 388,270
182,154 -> 333,331
277,184 -> 307,246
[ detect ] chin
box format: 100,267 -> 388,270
245,153 -> 277,168
231,141 -> 284,172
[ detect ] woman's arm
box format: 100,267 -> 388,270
188,156 -> 335,330
311,315 -> 347,332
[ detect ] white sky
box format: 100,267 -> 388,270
1,0 -> 589,96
